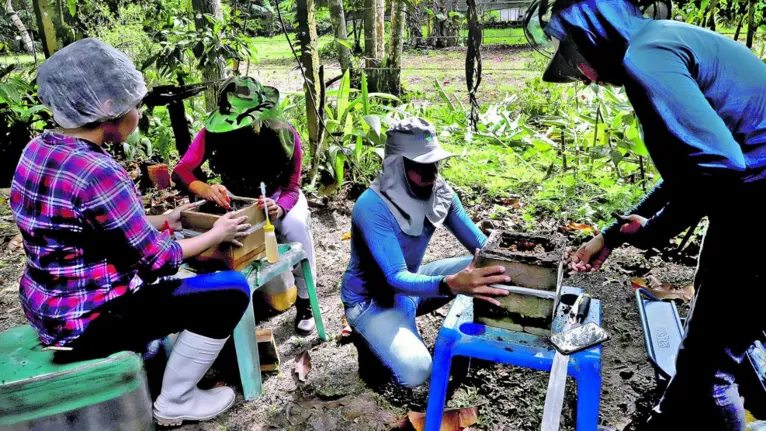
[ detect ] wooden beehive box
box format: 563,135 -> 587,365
474,231 -> 566,335
180,196 -> 267,271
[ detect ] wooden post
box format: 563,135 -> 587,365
32,0 -> 58,58
297,0 -> 325,186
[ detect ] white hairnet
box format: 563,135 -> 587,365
37,38 -> 147,129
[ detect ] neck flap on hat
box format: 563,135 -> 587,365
370,155 -> 453,237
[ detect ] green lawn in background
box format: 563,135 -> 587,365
0,55 -> 35,65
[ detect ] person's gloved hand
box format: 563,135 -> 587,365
567,214 -> 648,273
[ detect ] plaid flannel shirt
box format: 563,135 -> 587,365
10,131 -> 183,346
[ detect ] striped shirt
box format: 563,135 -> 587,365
10,131 -> 183,346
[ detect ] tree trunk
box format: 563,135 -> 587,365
364,0 -> 377,58
747,0 -> 756,48
32,0 -> 57,58
375,0 -> 385,59
382,0 -> 405,95
352,19 -> 362,53
297,0 -> 325,186
465,0 -> 482,130
192,0 -> 225,112
734,13 -> 745,41
329,0 -> 351,73
432,0 -> 458,47
407,4 -> 423,47
6,0 -> 35,54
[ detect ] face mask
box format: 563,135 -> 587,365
403,158 -> 439,199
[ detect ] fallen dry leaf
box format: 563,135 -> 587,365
7,234 -> 22,251
407,407 -> 478,431
495,197 -> 521,208
341,231 -> 351,241
294,351 -> 311,382
563,221 -> 596,234
457,407 -> 478,427
632,277 -> 694,303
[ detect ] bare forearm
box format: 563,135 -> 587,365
178,230 -> 221,259
188,180 -> 208,198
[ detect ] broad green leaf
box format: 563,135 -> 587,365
336,39 -> 353,50
532,139 -> 552,151
343,113 -> 353,136
337,70 -> 351,121
335,153 -> 346,186
610,149 -> 624,165
434,80 -> 455,112
67,0 -> 77,17
355,135 -> 363,161
364,115 -> 382,136
361,72 -> 369,115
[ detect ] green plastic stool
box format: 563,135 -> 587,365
0,325 -> 153,431
234,242 -> 328,400
178,242 -> 325,401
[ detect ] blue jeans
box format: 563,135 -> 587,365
345,256 -> 472,388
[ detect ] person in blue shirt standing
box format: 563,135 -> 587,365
525,0 -> 766,428
341,118 -> 511,388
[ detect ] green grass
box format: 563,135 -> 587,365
249,35 -> 335,64
0,55 -> 35,65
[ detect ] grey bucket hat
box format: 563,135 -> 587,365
385,117 -> 455,164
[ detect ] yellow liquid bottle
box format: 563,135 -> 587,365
264,223 -> 279,264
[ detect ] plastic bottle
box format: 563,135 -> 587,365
264,222 -> 279,264
260,182 -> 280,264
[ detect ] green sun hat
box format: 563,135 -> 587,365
205,76 -> 282,133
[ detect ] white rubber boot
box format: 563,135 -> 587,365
153,331 -> 235,426
294,278 -> 316,336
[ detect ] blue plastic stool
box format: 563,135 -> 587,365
424,286 -> 602,431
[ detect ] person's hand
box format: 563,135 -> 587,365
444,249 -> 511,306
567,215 -> 647,272
166,203 -> 196,232
619,214 -> 647,234
568,234 -> 612,273
200,183 -> 231,210
258,196 -> 284,220
211,212 -> 251,247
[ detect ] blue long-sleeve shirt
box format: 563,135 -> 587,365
545,1 -> 766,211
341,189 -> 487,307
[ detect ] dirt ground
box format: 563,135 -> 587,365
0,186 -> 700,431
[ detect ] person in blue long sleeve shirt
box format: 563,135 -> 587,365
341,118 -> 510,388
526,0 -> 766,429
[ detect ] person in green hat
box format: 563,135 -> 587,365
173,76 -> 317,335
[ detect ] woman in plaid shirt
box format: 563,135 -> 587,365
10,38 -> 250,426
